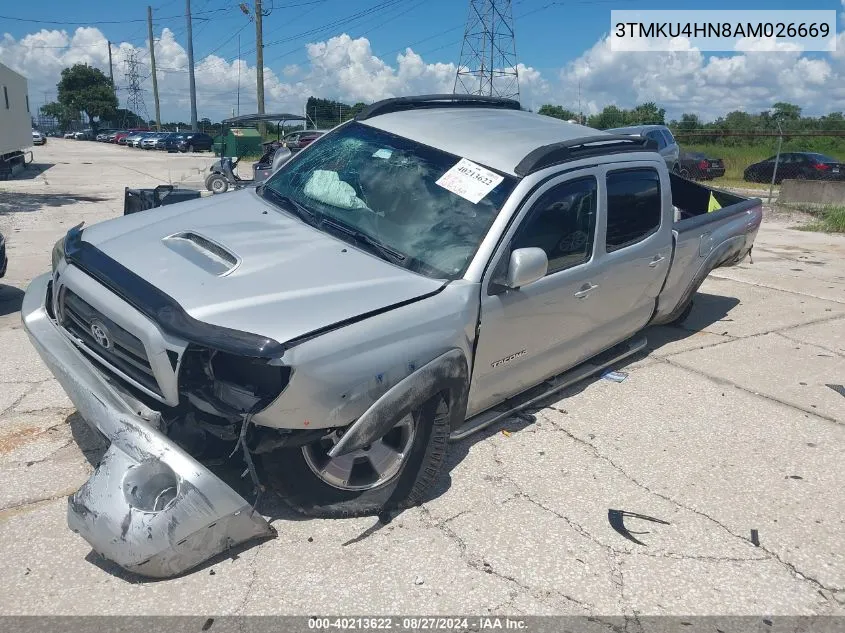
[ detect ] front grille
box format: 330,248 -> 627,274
59,288 -> 161,395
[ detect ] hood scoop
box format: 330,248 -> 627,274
162,231 -> 240,276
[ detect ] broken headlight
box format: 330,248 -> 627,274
179,346 -> 291,415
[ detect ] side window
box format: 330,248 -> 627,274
511,177 -> 597,275
660,129 -> 675,146
605,169 -> 662,252
645,130 -> 666,150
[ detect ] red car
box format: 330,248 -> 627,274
115,128 -> 150,145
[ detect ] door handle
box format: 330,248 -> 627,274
573,283 -> 598,298
648,255 -> 666,267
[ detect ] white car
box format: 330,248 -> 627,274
32,130 -> 46,146
63,132 -> 75,139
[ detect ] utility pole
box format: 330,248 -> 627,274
237,34 -> 241,117
107,41 -> 115,92
255,0 -> 266,137
186,0 -> 198,131
147,7 -> 161,131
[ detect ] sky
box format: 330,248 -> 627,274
1,0 -> 844,123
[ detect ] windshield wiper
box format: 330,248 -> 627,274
260,188 -> 320,228
321,218 -> 407,266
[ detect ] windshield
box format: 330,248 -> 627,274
262,121 -> 517,280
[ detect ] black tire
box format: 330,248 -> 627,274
207,174 -> 229,194
680,168 -> 690,179
263,394 -> 450,518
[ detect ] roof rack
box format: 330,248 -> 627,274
514,135 -> 658,176
355,94 -> 522,121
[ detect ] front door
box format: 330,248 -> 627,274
468,171 -> 608,415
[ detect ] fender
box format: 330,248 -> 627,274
652,235 -> 746,326
328,348 -> 469,457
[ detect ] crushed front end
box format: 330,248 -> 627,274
21,263 -> 277,578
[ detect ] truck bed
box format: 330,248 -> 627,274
652,174 -> 763,324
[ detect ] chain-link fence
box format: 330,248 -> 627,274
671,131 -> 845,201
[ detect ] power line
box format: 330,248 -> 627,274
0,6 -> 231,25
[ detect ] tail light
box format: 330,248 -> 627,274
698,160 -> 708,170
815,162 -> 830,171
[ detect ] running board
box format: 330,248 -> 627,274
450,335 -> 647,441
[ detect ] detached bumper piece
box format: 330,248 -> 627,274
22,273 -> 274,578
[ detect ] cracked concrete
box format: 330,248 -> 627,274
0,140 -> 843,617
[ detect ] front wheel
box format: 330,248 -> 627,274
207,173 -> 229,194
265,395 -> 450,518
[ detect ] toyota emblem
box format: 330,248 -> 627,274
89,320 -> 112,350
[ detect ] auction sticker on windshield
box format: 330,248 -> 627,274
436,158 -> 504,204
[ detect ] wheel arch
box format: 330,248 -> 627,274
328,348 -> 470,457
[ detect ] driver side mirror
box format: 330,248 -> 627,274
490,247 -> 548,294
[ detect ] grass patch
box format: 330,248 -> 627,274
794,205 -> 845,233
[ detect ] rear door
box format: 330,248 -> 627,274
593,164 -> 673,344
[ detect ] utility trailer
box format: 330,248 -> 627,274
0,62 -> 33,179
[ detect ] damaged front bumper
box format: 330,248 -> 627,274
21,272 -> 275,578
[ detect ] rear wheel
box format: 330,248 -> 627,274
265,395 -> 450,518
207,174 -> 229,194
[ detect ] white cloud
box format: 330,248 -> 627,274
1,20 -> 844,125
558,31 -> 845,120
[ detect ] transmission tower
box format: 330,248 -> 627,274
454,0 -> 519,101
123,50 -> 150,125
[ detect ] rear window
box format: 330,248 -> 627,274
605,169 -> 662,252
806,153 -> 838,163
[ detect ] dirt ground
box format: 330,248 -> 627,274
0,139 -> 843,620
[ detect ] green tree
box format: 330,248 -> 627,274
57,63 -> 118,132
538,104 -> 578,121
771,102 -> 802,122
628,102 -> 665,125
588,105 -> 625,129
40,101 -> 77,131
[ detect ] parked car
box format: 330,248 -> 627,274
95,129 -> 117,142
153,132 -> 178,150
63,131 -> 76,139
127,132 -> 152,148
604,124 -> 681,173
116,129 -> 150,145
74,129 -> 94,140
281,129 -> 327,152
140,132 -> 167,149
170,132 -> 214,152
744,152 -> 845,183
23,94 -> 763,579
107,131 -> 124,143
678,151 -> 725,180
31,130 -> 46,146
0,231 -> 6,278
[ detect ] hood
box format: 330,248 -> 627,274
77,189 -> 444,345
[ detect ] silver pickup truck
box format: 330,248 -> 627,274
22,95 -> 762,578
